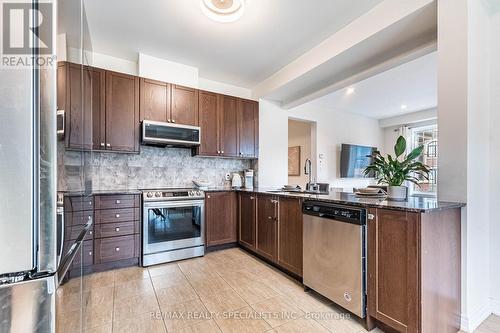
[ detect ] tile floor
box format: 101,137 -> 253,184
56,248 -> 378,333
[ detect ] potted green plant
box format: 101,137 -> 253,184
364,135 -> 431,201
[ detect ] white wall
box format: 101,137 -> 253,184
258,100 -> 384,190
288,120 -> 312,188
257,100 -> 289,188
489,8 -> 500,317
439,0 -> 496,331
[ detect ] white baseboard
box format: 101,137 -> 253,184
461,303 -> 493,332
491,298 -> 500,316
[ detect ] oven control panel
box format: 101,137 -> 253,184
143,189 -> 205,201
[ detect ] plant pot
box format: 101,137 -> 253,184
387,186 -> 408,201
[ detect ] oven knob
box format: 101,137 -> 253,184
147,192 -> 153,198
188,191 -> 194,197
155,192 -> 161,198
196,191 -> 201,196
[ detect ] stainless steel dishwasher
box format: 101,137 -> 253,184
302,201 -> 367,318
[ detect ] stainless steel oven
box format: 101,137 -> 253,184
142,189 -> 205,266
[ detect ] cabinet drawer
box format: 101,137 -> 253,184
65,210 -> 93,227
95,195 -> 139,210
64,196 -> 94,212
95,235 -> 138,264
65,224 -> 94,241
95,208 -> 139,224
95,221 -> 137,238
68,240 -> 94,267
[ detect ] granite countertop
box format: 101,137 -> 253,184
205,187 -> 465,213
61,189 -> 143,197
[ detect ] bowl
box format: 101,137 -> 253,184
283,184 -> 299,190
193,180 -> 211,188
357,187 -> 380,194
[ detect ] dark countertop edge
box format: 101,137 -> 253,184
204,187 -> 466,213
61,190 -> 142,197
61,187 -> 466,213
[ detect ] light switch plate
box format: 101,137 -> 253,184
225,173 -> 231,181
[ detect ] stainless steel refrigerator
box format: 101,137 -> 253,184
0,0 -> 92,331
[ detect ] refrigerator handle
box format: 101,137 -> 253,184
56,220 -> 92,286
56,207 -> 64,267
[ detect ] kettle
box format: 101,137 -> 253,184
231,173 -> 243,188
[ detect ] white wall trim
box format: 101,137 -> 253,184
491,298 -> 500,316
379,108 -> 437,128
461,302 -> 492,332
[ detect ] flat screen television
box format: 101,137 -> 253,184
340,144 -> 377,178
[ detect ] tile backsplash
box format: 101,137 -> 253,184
58,143 -> 253,191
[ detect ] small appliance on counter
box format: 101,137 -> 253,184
231,173 -> 243,188
244,169 -> 254,189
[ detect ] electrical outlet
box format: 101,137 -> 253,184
225,173 -> 231,181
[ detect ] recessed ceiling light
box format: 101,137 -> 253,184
401,104 -> 408,110
201,0 -> 245,23
346,87 -> 355,95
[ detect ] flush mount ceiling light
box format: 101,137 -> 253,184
346,87 -> 355,95
200,0 -> 245,23
401,104 -> 408,110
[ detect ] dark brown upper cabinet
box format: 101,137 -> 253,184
105,70 -> 140,153
139,78 -> 170,123
238,99 -> 259,158
171,85 -> 199,126
198,91 -> 219,156
58,62 -> 105,151
220,95 -> 239,157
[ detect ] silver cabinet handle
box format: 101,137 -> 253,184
115,227 -> 120,232
368,214 -> 375,220
250,196 -> 254,200
268,216 -> 272,220
88,215 -> 92,220
89,251 -> 92,256
115,247 -> 120,252
116,200 -> 121,204
115,214 -> 120,218
217,150 -> 220,154
89,231 -> 93,235
100,143 -> 105,147
89,201 -> 92,206
221,151 -> 224,154
207,195 -> 211,199
171,119 -> 176,123
106,143 -> 111,148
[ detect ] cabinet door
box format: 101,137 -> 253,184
86,67 -> 105,150
171,85 -> 199,126
220,95 -> 238,157
239,193 -> 256,250
256,195 -> 277,261
238,99 -> 258,158
278,197 -> 303,276
367,208 -> 419,332
57,62 -> 67,111
139,78 -> 170,123
198,91 -> 220,156
206,192 -> 237,247
105,71 -> 140,152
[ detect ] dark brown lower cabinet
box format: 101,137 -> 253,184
277,197 -> 303,276
255,194 -> 278,261
367,208 -> 461,333
238,192 -> 257,250
205,192 -> 237,247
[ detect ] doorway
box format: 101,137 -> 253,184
288,119 -> 315,188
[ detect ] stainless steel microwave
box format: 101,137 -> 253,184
142,120 -> 201,147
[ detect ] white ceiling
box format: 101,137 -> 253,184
310,52 -> 437,119
81,0 -> 382,88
